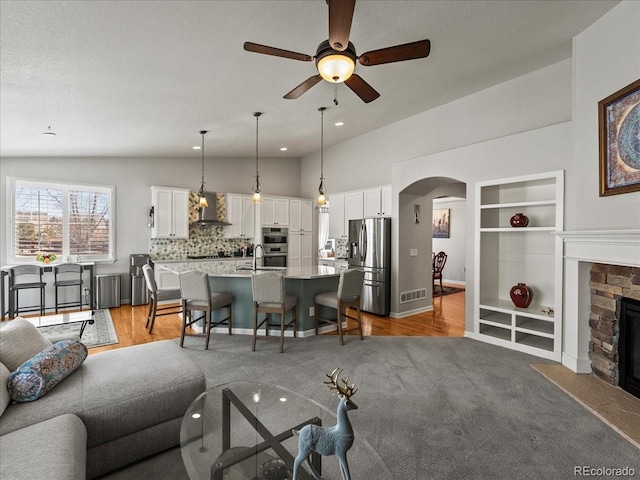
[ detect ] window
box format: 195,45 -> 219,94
7,177 -> 116,263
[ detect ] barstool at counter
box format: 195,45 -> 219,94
9,265 -> 46,318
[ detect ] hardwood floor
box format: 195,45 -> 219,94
89,285 -> 466,355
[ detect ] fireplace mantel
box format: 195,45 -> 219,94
556,230 -> 640,266
556,230 -> 640,373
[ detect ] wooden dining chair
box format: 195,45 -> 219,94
432,251 -> 447,293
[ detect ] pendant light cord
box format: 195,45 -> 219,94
201,132 -> 205,189
319,107 -> 326,195
254,112 -> 261,193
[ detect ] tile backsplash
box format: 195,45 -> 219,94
150,192 -> 250,260
335,238 -> 348,259
149,225 -> 249,260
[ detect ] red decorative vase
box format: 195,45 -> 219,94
510,213 -> 529,227
510,283 -> 533,308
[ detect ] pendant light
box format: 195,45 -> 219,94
198,130 -> 209,208
253,112 -> 262,204
317,107 -> 327,206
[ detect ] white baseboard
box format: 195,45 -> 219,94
390,305 -> 433,318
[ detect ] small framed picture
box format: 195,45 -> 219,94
598,78 -> 640,197
432,209 -> 450,238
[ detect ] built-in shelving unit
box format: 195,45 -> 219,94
473,171 -> 564,361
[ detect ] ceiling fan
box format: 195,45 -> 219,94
243,0 -> 431,103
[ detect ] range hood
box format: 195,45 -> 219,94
190,192 -> 231,227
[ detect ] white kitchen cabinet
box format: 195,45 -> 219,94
317,258 -> 335,267
150,186 -> 190,239
363,185 -> 391,217
289,199 -> 313,232
224,194 -> 255,240
328,191 -> 363,239
328,193 -> 345,239
289,231 -> 313,268
473,171 -> 564,361
261,197 -> 290,226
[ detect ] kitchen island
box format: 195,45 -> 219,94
155,262 -> 341,335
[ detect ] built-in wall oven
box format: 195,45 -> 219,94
262,227 -> 288,267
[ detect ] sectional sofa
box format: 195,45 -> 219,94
0,319 -> 206,479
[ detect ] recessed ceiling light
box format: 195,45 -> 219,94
192,146 -> 201,150
280,147 -> 288,151
334,122 -> 344,127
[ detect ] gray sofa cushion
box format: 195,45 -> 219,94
0,319 -> 52,371
0,340 -> 205,441
0,413 -> 87,480
79,340 -> 205,448
0,362 -> 10,416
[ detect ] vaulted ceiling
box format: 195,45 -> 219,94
0,0 -> 619,158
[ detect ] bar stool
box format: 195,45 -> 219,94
54,263 -> 84,313
142,264 -> 181,333
314,269 -> 365,345
251,272 -> 297,353
179,270 -> 233,349
9,265 -> 46,318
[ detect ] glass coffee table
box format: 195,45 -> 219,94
180,382 -> 393,480
24,310 -> 95,339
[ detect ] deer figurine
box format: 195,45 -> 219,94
292,368 -> 358,480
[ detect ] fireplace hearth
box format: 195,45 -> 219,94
619,297 -> 640,399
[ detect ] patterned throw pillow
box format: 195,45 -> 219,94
7,340 -> 88,402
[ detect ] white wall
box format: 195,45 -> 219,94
394,123 -> 572,321
0,155 -> 301,303
301,59 -> 573,197
569,0 -> 640,230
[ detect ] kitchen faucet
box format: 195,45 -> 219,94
253,244 -> 265,272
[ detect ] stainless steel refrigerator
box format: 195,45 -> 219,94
348,217 -> 391,316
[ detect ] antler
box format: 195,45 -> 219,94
324,368 -> 358,399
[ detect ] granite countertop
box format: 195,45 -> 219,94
156,261 -> 340,279
151,256 -> 251,264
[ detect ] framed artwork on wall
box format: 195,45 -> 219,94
598,78 -> 640,197
432,208 -> 450,238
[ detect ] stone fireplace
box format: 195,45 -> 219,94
557,230 -> 640,378
588,263 -> 640,387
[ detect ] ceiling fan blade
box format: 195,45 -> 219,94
328,0 -> 356,51
283,75 -> 323,99
344,74 -> 380,103
358,39 -> 431,66
244,42 -> 313,62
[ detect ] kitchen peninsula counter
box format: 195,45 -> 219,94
155,262 -> 341,335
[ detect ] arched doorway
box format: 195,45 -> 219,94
393,176 -> 467,319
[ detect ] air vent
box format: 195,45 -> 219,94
400,288 -> 427,304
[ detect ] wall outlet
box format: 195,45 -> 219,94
409,248 -> 418,257
309,306 -> 315,316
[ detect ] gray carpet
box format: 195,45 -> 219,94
103,334 -> 640,479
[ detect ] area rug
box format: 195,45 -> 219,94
432,285 -> 465,297
38,309 -> 119,348
103,335 -> 640,480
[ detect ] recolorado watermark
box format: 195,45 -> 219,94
575,466 -> 636,477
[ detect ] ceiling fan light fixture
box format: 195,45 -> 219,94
316,40 -> 356,83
